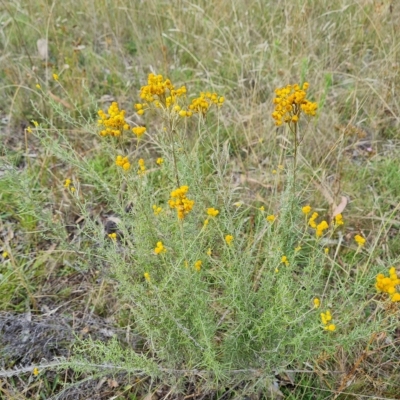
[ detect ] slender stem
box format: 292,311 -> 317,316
168,119 -> 181,187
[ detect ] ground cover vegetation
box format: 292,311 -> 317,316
1,0 -> 400,398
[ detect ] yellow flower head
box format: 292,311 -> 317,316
132,126 -> 146,138
324,324 -> 336,331
156,157 -> 164,165
316,220 -> 329,238
152,205 -> 162,215
206,248 -> 212,256
334,213 -> 344,226
354,234 -> 366,247
266,215 -> 276,223
225,235 -> 234,246
194,260 -> 202,271
313,298 -> 320,308
281,255 -> 289,266
53,73 -> 59,81
207,207 -> 219,217
302,205 -> 311,215
33,367 -> 39,376
116,155 -> 130,171
308,212 -> 319,228
108,233 -> 117,240
2,251 -> 8,259
154,241 -> 166,254
144,272 -> 151,282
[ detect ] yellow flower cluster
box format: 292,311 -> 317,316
188,92 -> 224,116
376,267 -> 400,302
132,126 -> 146,138
116,155 -> 130,170
316,220 -> 329,238
152,205 -> 162,215
281,255 -> 289,266
334,214 -> 344,226
308,212 -> 319,228
64,178 -> 75,192
134,73 -> 224,118
307,211 -> 329,237
168,186 -> 195,220
98,102 -> 130,137
135,73 -> 188,115
272,82 -> 318,126
320,310 -> 336,331
154,241 -> 166,254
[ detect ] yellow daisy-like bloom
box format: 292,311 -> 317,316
354,234 -> 366,247
35,84 -> 41,89
64,178 -> 72,188
2,251 -> 8,259
225,235 -> 234,245
144,272 -> 151,282
33,367 -> 39,376
108,233 -> 117,240
156,157 -> 164,165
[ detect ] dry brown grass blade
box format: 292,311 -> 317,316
332,196 -> 348,217
47,91 -> 73,110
